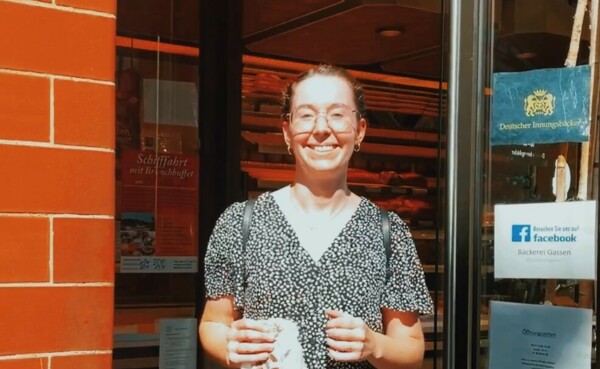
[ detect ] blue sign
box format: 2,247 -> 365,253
491,65 -> 591,145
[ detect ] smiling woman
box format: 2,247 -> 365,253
283,70 -> 366,178
199,65 -> 433,369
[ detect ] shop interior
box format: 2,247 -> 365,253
112,1 -> 598,368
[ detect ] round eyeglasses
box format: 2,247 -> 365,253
286,103 -> 359,134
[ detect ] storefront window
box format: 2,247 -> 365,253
113,17 -> 200,369
480,1 -> 598,368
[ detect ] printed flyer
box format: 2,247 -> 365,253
489,301 -> 592,369
118,148 -> 198,273
159,318 -> 197,369
494,201 -> 597,279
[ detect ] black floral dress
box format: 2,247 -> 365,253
205,192 -> 433,369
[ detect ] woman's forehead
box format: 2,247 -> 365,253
293,75 -> 354,106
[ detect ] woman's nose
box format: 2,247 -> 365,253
312,114 -> 331,133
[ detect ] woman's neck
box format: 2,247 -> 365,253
289,176 -> 350,213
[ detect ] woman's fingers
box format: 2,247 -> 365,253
325,309 -> 372,362
228,352 -> 271,364
236,342 -> 275,354
326,337 -> 363,352
326,327 -> 366,341
229,328 -> 275,342
228,319 -> 276,343
226,319 -> 277,366
325,308 -> 344,318
227,334 -> 274,365
325,309 -> 363,328
328,349 -> 362,362
232,318 -> 275,333
227,340 -> 274,353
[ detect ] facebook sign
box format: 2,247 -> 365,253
512,225 -> 531,242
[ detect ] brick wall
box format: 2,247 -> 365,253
0,1 -> 116,368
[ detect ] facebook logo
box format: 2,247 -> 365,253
512,225 -> 531,242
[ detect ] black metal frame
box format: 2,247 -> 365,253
444,1 -> 489,369
196,0 -> 244,366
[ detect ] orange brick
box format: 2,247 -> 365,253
52,354 -> 111,369
0,217 -> 49,283
0,358 -> 47,369
0,287 -> 113,355
54,218 -> 114,283
0,145 -> 114,215
56,0 -> 116,14
0,2 -> 115,81
54,80 -> 115,149
0,73 -> 49,142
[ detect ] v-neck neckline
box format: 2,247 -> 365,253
266,192 -> 365,265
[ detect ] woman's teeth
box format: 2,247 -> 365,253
312,145 -> 335,152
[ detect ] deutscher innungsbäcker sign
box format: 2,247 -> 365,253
491,65 -> 591,146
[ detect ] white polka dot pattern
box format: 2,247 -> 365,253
205,193 -> 433,368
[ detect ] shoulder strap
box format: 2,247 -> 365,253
380,208 -> 392,281
241,199 -> 256,254
241,199 -> 256,290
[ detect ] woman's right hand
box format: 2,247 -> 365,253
226,318 -> 276,367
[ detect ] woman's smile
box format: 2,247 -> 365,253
306,144 -> 339,153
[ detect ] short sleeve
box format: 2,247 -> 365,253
204,201 -> 246,311
381,212 -> 434,315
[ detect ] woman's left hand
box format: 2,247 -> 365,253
325,309 -> 377,362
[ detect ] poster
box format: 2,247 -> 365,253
118,148 -> 198,273
491,65 -> 590,146
159,318 -> 197,369
494,201 -> 597,279
489,301 -> 592,369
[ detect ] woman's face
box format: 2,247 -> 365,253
283,75 -> 366,177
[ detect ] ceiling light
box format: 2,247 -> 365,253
516,52 -> 536,60
376,27 -> 403,38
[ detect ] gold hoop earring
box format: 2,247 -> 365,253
287,144 -> 292,155
354,142 -> 361,152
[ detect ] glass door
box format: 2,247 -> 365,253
446,1 -> 599,368
113,1 -> 201,367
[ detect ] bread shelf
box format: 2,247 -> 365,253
422,264 -> 494,274
241,160 -> 438,191
241,114 -> 444,143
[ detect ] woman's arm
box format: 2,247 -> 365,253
366,309 -> 425,369
199,296 -> 275,368
326,308 -> 425,369
199,296 -> 239,367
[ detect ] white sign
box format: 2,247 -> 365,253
120,256 -> 198,273
489,301 -> 592,369
159,318 -> 197,369
494,201 -> 597,279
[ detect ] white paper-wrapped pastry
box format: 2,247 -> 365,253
242,318 -> 306,369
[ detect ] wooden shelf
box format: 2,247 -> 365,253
422,264 -> 494,274
241,115 -> 445,143
242,56 -> 447,117
240,161 -> 438,190
242,130 -> 444,159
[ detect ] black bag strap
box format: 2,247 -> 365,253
241,199 -> 256,255
380,208 -> 392,281
240,199 -> 256,289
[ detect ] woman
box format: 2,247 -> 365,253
199,65 -> 433,369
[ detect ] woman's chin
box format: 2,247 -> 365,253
301,161 -> 347,174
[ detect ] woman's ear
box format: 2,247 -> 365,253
282,120 -> 292,147
356,118 -> 367,144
